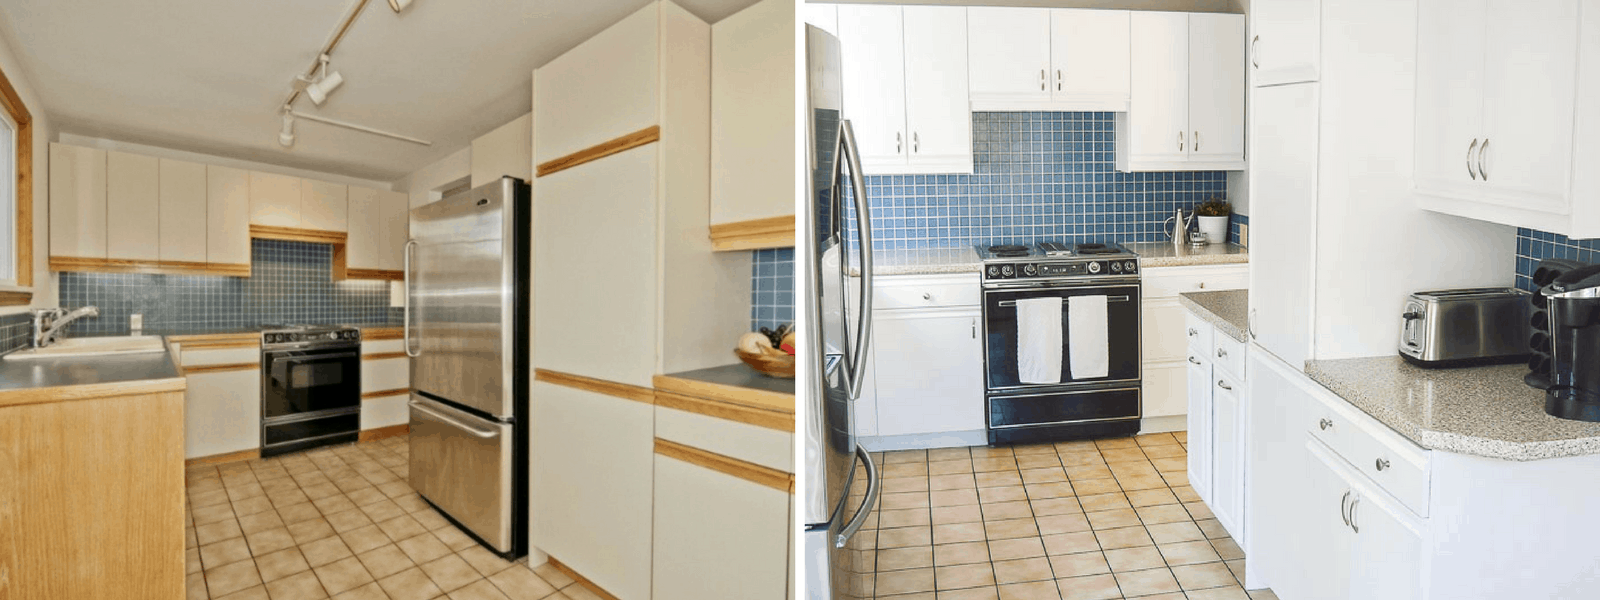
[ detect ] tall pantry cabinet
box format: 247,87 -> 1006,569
527,2 -> 750,598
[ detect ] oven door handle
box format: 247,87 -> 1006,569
996,296 -> 1130,307
839,119 -> 873,401
268,351 -> 361,364
409,400 -> 500,438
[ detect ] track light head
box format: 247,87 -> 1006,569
278,110 -> 295,147
389,0 -> 414,13
306,70 -> 344,105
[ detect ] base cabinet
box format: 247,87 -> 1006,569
652,454 -> 789,600
1183,303 -> 1248,544
873,307 -> 983,436
183,368 -> 261,460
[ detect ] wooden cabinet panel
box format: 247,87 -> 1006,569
49,143 -> 106,258
532,3 -> 659,164
299,179 -> 348,232
206,165 -> 252,266
967,6 -> 1052,106
711,0 -> 796,226
106,151 -> 160,261
184,367 -> 261,459
1187,13 -> 1247,164
158,158 -> 208,264
653,454 -> 789,600
248,171 -> 300,227
873,308 -> 984,436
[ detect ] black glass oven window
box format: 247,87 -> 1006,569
291,362 -> 344,389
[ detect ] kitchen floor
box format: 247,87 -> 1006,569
183,436 -> 592,600
865,432 -> 1279,600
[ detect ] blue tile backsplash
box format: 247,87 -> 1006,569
58,239 -> 401,336
0,312 -> 31,355
846,112 -> 1232,250
1516,227 -> 1600,291
751,247 -> 795,332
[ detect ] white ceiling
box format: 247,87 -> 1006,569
0,0 -> 762,182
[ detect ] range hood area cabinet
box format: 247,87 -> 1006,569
1115,12 -> 1246,172
48,142 -> 408,280
709,0 -> 795,251
966,7 -> 1132,112
1411,0 -> 1600,239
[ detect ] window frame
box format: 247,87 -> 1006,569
0,60 -> 31,306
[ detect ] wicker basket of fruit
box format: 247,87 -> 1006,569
735,324 -> 795,378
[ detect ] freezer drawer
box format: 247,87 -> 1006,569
408,394 -> 514,552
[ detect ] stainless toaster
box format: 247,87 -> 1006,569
1398,287 -> 1531,368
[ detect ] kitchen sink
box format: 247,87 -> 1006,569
5,336 -> 167,360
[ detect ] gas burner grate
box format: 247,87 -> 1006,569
988,244 -> 1030,257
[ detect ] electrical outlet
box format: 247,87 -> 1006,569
130,313 -> 143,331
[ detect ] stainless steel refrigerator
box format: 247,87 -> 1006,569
404,176 -> 530,559
803,24 -> 880,600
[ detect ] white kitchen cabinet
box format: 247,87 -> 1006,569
1250,0 -> 1320,87
872,307 -> 983,437
652,454 -> 788,600
298,179 -> 347,232
1185,350 -> 1213,501
967,7 -> 1130,111
206,165 -> 252,267
1210,366 -> 1245,537
1249,82 -> 1316,369
837,5 -> 972,175
1116,12 -> 1246,172
346,186 -> 407,274
359,350 -> 408,431
1295,438 -> 1356,600
178,346 -> 263,460
248,171 -> 301,228
710,0 -> 795,234
105,151 -> 160,261
48,143 -> 106,259
531,3 -> 659,165
1183,304 -> 1248,543
158,158 -> 208,264
1141,264 -> 1247,427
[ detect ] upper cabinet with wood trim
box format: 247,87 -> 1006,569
1115,12 -> 1246,172
837,4 -> 973,175
966,7 -> 1132,111
299,179 -> 348,233
709,0 -> 795,251
48,143 -> 107,259
206,165 -> 252,269
158,158 -> 208,264
248,171 -> 301,228
106,151 -> 160,261
532,6 -> 660,166
346,186 -> 407,276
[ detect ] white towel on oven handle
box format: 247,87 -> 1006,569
1015,297 -> 1063,384
1068,295 -> 1109,379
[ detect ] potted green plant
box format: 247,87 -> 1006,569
1194,197 -> 1231,246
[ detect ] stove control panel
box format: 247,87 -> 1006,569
263,330 -> 361,345
984,259 -> 1138,280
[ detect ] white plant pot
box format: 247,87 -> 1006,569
1196,215 -> 1230,245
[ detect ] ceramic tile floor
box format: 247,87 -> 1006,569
183,436 -> 596,600
859,432 -> 1280,600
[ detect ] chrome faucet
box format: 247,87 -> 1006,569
31,306 -> 99,348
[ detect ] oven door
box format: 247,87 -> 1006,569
262,348 -> 362,420
983,283 -> 1141,391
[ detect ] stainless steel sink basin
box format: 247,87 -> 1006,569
5,335 -> 167,360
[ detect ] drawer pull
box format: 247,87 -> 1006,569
923,293 -> 932,300
1188,356 -> 1202,365
1349,497 -> 1361,533
1340,490 -> 1352,526
1188,327 -> 1198,337
1217,380 -> 1232,391
1375,458 -> 1390,471
1319,418 -> 1333,431
1216,348 -> 1228,358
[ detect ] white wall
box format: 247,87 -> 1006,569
0,26 -> 52,315
471,112 -> 532,188
395,146 -> 471,210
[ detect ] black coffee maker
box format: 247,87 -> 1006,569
1542,264 -> 1600,422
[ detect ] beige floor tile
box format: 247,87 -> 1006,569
937,585 -> 1000,600
880,526 -> 933,549
1094,437 -> 1139,451
1076,493 -> 1130,513
1054,573 -> 1120,600
999,579 -> 1062,600
1103,546 -> 1166,573
1157,540 -> 1221,566
979,486 -> 1029,504
1094,526 -> 1153,550
458,546 -> 515,577
1015,454 -> 1062,469
1041,532 -> 1099,556
1030,497 -> 1082,517
985,518 -> 1040,540
987,537 -> 1046,561
255,548 -> 311,583
983,501 -> 1034,521
315,556 -> 376,596
264,569 -> 327,600
974,457 -> 1019,472
1024,482 -> 1076,500
1057,452 -> 1104,468
884,449 -> 928,464
934,522 -> 988,545
883,508 -> 934,528
993,557 -> 1053,585
187,548 -> 204,575
246,528 -> 298,556
934,504 -> 985,525
377,514 -> 428,542
206,560 -> 264,598
1171,485 -> 1201,503
313,495 -> 358,515
1147,521 -> 1206,544
975,471 -> 1025,488
216,584 -> 270,600
193,504 -> 237,526
937,563 -> 998,589
1186,585 -> 1251,600
345,488 -> 387,507
325,509 -> 376,534
448,578 -> 512,600
1212,537 -> 1245,560
930,447 -> 973,461
201,538 -> 253,569
1137,503 -> 1194,526
356,544 -> 415,579
1160,471 -> 1191,489
1141,444 -> 1186,459
300,536 -> 356,568
877,567 -> 937,595
1065,468 -> 1116,486
1100,448 -> 1148,463
487,565 -> 559,600
934,542 -> 990,567
412,510 -> 452,532
883,492 -> 933,510
233,497 -> 274,517
1248,587 -> 1280,599
197,520 -> 246,545
1173,561 -> 1238,590
397,532 -> 455,566
1034,513 -> 1091,536
1113,567 -> 1181,596
1013,444 -> 1057,456
885,462 -> 931,478
330,581 -> 389,600
1150,457 -> 1187,473
1085,508 -> 1140,531
931,474 -> 979,491
1226,559 -> 1247,583
933,489 -> 981,507
1116,473 -> 1169,491
187,571 -> 209,600
930,460 -> 976,476
1126,488 -> 1179,508
288,518 -> 338,545
1047,552 -> 1109,578
435,526 -> 480,552
884,546 -> 939,570
886,477 -> 932,494
277,502 -> 323,525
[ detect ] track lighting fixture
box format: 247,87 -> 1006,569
389,0 -> 414,13
298,54 -> 344,106
278,108 -> 295,147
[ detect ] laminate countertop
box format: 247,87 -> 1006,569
0,344 -> 184,407
1178,290 -> 1248,342
1305,356 -> 1600,461
1125,242 -> 1250,268
654,364 -> 795,415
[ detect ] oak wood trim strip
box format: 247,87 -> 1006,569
0,377 -> 187,409
651,373 -> 795,415
49,256 -> 251,277
361,327 -> 403,340
362,352 -> 407,361
358,423 -> 410,443
0,60 -> 31,289
534,369 -> 654,405
168,332 -> 260,346
181,362 -> 258,376
185,449 -> 259,468
708,215 -> 796,251
546,558 -> 622,600
248,224 -> 347,245
0,289 -> 31,306
654,438 -> 793,493
361,388 -> 410,400
536,126 -> 660,177
174,339 -> 259,350
345,268 -> 404,281
654,391 -> 794,432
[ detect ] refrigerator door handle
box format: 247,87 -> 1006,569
409,400 -> 499,438
839,119 -> 874,400
834,443 -> 880,549
403,239 -> 420,358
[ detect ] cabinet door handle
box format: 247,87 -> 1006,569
1189,356 -> 1202,365
1467,138 -> 1479,180
922,292 -> 932,300
913,132 -> 920,154
1188,327 -> 1198,337
1194,131 -> 1201,152
1216,348 -> 1228,358
1349,497 -> 1361,533
1375,458 -> 1390,471
1478,138 -> 1489,181
1217,379 -> 1232,391
972,319 -> 977,339
896,132 -> 903,154
1251,35 -> 1260,68
1248,309 -> 1257,340
1178,130 -> 1185,152
1056,69 -> 1062,91
1040,69 -> 1046,91
1340,490 -> 1352,526
1319,418 -> 1333,431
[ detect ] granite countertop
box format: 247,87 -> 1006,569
847,246 -> 983,277
0,343 -> 183,404
1305,356 -> 1600,461
1178,290 -> 1248,342
654,364 -> 795,415
1125,242 -> 1249,267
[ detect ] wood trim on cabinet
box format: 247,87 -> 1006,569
361,388 -> 410,400
362,352 -> 408,361
167,332 -> 259,349
345,268 -> 404,281
330,243 -> 348,280
48,256 -> 251,277
184,448 -> 260,468
651,373 -> 795,416
535,126 -> 660,177
534,369 -> 654,405
708,215 -> 796,252
248,224 -> 347,245
0,376 -> 187,409
0,289 -> 31,306
358,423 -> 409,443
0,59 -> 31,290
546,557 -> 623,600
361,327 -> 403,340
181,362 -> 258,376
654,391 -> 794,432
654,438 -> 794,493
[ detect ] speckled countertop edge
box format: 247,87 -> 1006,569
1178,290 -> 1248,343
1126,242 -> 1249,268
848,246 -> 983,276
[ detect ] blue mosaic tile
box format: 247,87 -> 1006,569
1516,227 -> 1600,292
752,247 -> 795,332
0,312 -> 30,355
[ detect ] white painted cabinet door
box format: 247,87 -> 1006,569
1211,369 -> 1245,540
1346,486 -> 1425,600
966,7 -> 1051,108
532,3 -> 658,164
836,4 -> 907,174
901,6 -> 972,174
1186,352 -> 1212,502
652,454 -> 788,600
298,179 -> 348,232
105,151 -> 160,261
711,0 -> 797,226
1144,362 -> 1188,420
49,143 -> 106,259
1248,83 -> 1317,368
1299,439 -> 1355,600
1051,9 -> 1131,108
248,171 -> 301,227
1186,13 -> 1246,165
872,309 -> 984,437
158,159 -> 208,264
1477,0 -> 1580,214
1251,0 -> 1320,87
184,369 -> 261,459
1413,0 -> 1487,199
1124,12 -> 1190,168
206,165 -> 252,267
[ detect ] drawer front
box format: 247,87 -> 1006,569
1184,310 -> 1214,356
180,347 -> 260,367
1143,265 -> 1249,298
1346,418 -> 1431,517
361,358 -> 409,394
655,406 -> 793,474
873,274 -> 981,309
362,339 -> 405,355
1303,385 -> 1355,462
1211,332 -> 1247,379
